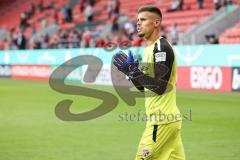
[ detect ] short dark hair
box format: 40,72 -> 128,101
138,6 -> 162,20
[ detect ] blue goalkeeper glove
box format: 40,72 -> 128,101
113,50 -> 139,77
127,50 -> 139,73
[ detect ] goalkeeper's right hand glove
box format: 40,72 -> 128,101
113,50 -> 139,77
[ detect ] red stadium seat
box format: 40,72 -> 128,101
219,20 -> 240,44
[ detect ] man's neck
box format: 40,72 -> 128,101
146,32 -> 161,46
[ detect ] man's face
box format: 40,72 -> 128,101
137,11 -> 160,38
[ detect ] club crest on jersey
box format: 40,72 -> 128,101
142,148 -> 150,158
155,52 -> 166,62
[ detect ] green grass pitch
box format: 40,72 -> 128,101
0,78 -> 240,160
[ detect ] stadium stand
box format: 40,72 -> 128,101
120,0 -> 215,32
0,0 -> 239,50
219,21 -> 240,44
0,0 -> 30,30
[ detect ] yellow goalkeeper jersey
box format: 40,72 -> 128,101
141,37 -> 181,125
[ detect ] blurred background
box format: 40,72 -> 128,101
0,0 -> 240,160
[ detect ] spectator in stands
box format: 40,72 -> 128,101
79,0 -> 86,13
61,5 -> 68,23
88,0 -> 96,6
84,3 -> 94,22
179,0 -> 183,10
54,9 -> 59,24
124,20 -> 135,40
9,28 -> 15,39
0,40 -> 4,50
107,0 -> 120,18
12,29 -> 19,49
34,40 -> 42,49
198,0 -> 204,9
167,0 -> 183,12
111,13 -> 119,33
89,37 -> 96,48
3,38 -> 11,50
6,29 -> 16,50
31,24 -> 36,36
205,34 -> 219,44
214,0 -> 221,10
77,29 -> 83,42
68,30 -> 82,48
46,1 -> 55,10
40,34 -> 50,49
81,29 -> 91,48
41,19 -> 48,29
28,2 -> 35,18
224,0 -> 232,6
16,31 -> 27,49
68,32 -> 73,48
28,39 -> 35,49
67,30 -> 74,48
113,0 -> 120,15
37,0 -> 44,12
20,12 -> 29,30
107,0 -> 114,19
66,5 -> 73,23
60,31 -> 69,48
169,23 -> 179,45
95,36 -> 105,47
49,32 -> 60,48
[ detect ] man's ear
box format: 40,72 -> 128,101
154,19 -> 161,28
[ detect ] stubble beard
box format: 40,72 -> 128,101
138,32 -> 145,38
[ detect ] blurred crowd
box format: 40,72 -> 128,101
0,25 -> 143,50
0,0 -> 236,50
0,0 -> 144,50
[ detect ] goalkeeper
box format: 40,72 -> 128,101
113,6 -> 185,160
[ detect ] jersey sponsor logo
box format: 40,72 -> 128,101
155,52 -> 166,62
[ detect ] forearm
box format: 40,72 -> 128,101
130,79 -> 144,92
130,70 -> 168,95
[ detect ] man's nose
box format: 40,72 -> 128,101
137,20 -> 141,25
